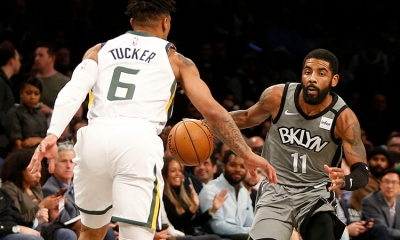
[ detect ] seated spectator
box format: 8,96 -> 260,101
162,157 -> 226,239
192,157 -> 218,186
350,147 -> 390,211
335,186 -> 374,240
386,133 -> 400,154
199,150 -> 253,240
354,169 -> 400,239
0,188 -> 46,239
153,199 -> 185,240
3,77 -> 47,151
42,141 -> 116,240
0,149 -> 76,240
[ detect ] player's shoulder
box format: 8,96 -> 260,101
82,44 -> 102,62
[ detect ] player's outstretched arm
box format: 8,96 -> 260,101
169,50 -> 277,183
28,44 -> 102,174
326,108 -> 368,191
228,84 -> 284,129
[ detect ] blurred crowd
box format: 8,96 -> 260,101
1,0 -> 400,239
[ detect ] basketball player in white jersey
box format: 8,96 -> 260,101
229,49 -> 369,240
27,1 -> 278,240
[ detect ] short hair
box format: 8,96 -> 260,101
0,149 -> 35,190
125,0 -> 176,25
303,48 -> 339,75
20,76 -> 43,93
0,45 -> 16,66
36,42 -> 57,56
387,133 -> 400,144
221,149 -> 236,165
380,168 -> 400,180
55,141 -> 75,163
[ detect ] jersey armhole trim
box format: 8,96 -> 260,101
331,105 -> 349,145
272,82 -> 291,124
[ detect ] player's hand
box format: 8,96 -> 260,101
212,188 -> 228,212
324,164 -> 345,191
244,152 -> 278,184
27,134 -> 58,174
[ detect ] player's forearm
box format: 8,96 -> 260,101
207,113 -> 251,159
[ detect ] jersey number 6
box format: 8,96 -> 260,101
107,66 -> 139,101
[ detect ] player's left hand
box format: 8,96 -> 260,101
27,134 -> 59,174
324,164 -> 345,191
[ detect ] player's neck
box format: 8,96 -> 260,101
133,27 -> 162,39
298,93 -> 332,116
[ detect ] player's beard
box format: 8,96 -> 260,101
301,80 -> 332,105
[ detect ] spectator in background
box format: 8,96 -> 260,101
355,169 -> 400,240
386,133 -> 400,153
199,150 -> 253,240
42,141 -> 116,240
55,46 -> 73,78
70,119 -> 87,144
0,149 -> 76,239
32,42 -> 69,117
350,147 -> 391,211
3,77 -> 47,151
0,42 -> 21,159
0,188 -> 45,239
162,157 -> 225,239
247,136 -> 264,150
192,157 -> 218,186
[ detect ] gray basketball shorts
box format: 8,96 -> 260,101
250,181 -> 335,240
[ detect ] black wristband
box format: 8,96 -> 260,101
342,162 -> 369,190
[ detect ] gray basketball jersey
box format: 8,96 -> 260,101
262,82 -> 348,187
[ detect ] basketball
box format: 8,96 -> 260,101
167,119 -> 215,166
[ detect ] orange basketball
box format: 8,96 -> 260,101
167,119 -> 215,166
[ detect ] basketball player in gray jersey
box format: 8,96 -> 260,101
229,49 -> 369,240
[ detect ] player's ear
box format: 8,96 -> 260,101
162,17 -> 168,31
331,74 -> 339,87
129,18 -> 135,29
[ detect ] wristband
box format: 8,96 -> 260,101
341,162 -> 369,190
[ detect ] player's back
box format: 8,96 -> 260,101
88,31 -> 177,134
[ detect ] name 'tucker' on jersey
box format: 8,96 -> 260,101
88,31 -> 177,135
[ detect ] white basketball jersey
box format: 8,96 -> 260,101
88,31 -> 177,134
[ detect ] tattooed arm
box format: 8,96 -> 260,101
325,108 -> 368,191
229,84 -> 284,129
168,49 -> 278,183
335,108 -> 367,166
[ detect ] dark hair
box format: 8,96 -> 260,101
303,49 -> 339,75
252,146 -> 263,156
20,77 -> 43,93
380,168 -> 400,180
125,0 -> 176,25
36,42 -> 57,56
221,149 -> 236,165
0,45 -> 16,66
387,133 -> 400,144
367,146 -> 389,161
0,149 -> 35,190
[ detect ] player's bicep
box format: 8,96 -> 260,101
173,53 -> 223,116
336,109 -> 367,165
